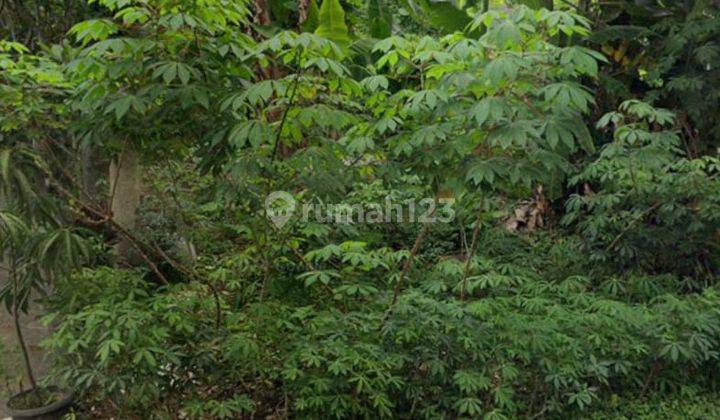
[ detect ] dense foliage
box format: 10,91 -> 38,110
1,0 -> 719,418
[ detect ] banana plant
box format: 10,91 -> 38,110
315,0 -> 351,47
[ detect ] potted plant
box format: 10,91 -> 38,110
1,207 -> 87,419
1,40 -> 89,418
5,387 -> 74,420
0,147 -> 88,419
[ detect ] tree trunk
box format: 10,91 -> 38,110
109,149 -> 141,261
253,0 -> 272,25
13,303 -> 36,389
298,0 -> 310,26
81,144 -> 102,198
10,258 -> 36,389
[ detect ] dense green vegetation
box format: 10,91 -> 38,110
1,0 -> 719,418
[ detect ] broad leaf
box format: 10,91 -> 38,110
315,0 -> 351,48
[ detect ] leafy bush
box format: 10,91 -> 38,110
44,231 -> 720,418
565,100 -> 720,280
585,387 -> 720,420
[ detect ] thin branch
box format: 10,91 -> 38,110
460,212 -> 483,301
387,196 -> 439,313
271,52 -> 303,160
605,202 -> 661,253
9,253 -> 37,389
389,223 -> 430,308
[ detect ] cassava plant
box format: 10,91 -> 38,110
4,0 -> 720,418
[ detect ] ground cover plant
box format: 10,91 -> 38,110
1,0 -> 719,418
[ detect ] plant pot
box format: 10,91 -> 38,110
5,387 -> 74,420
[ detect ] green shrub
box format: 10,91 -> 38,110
585,388 -> 720,420
44,231 -> 720,418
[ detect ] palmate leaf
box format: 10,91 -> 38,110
150,61 -> 195,85
545,116 -> 595,153
345,136 -> 375,154
472,96 -> 508,126
560,46 -> 609,78
482,56 -> 519,86
68,19 -> 119,45
454,397 -> 483,416
493,21 -> 521,49
315,0 -> 351,48
227,120 -> 272,148
466,158 -> 506,186
541,82 -> 595,114
453,370 -> 491,393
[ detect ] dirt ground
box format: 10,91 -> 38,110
0,270 -> 50,418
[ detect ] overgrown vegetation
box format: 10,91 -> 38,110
1,0 -> 719,418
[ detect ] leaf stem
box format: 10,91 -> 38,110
272,51 -> 303,160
